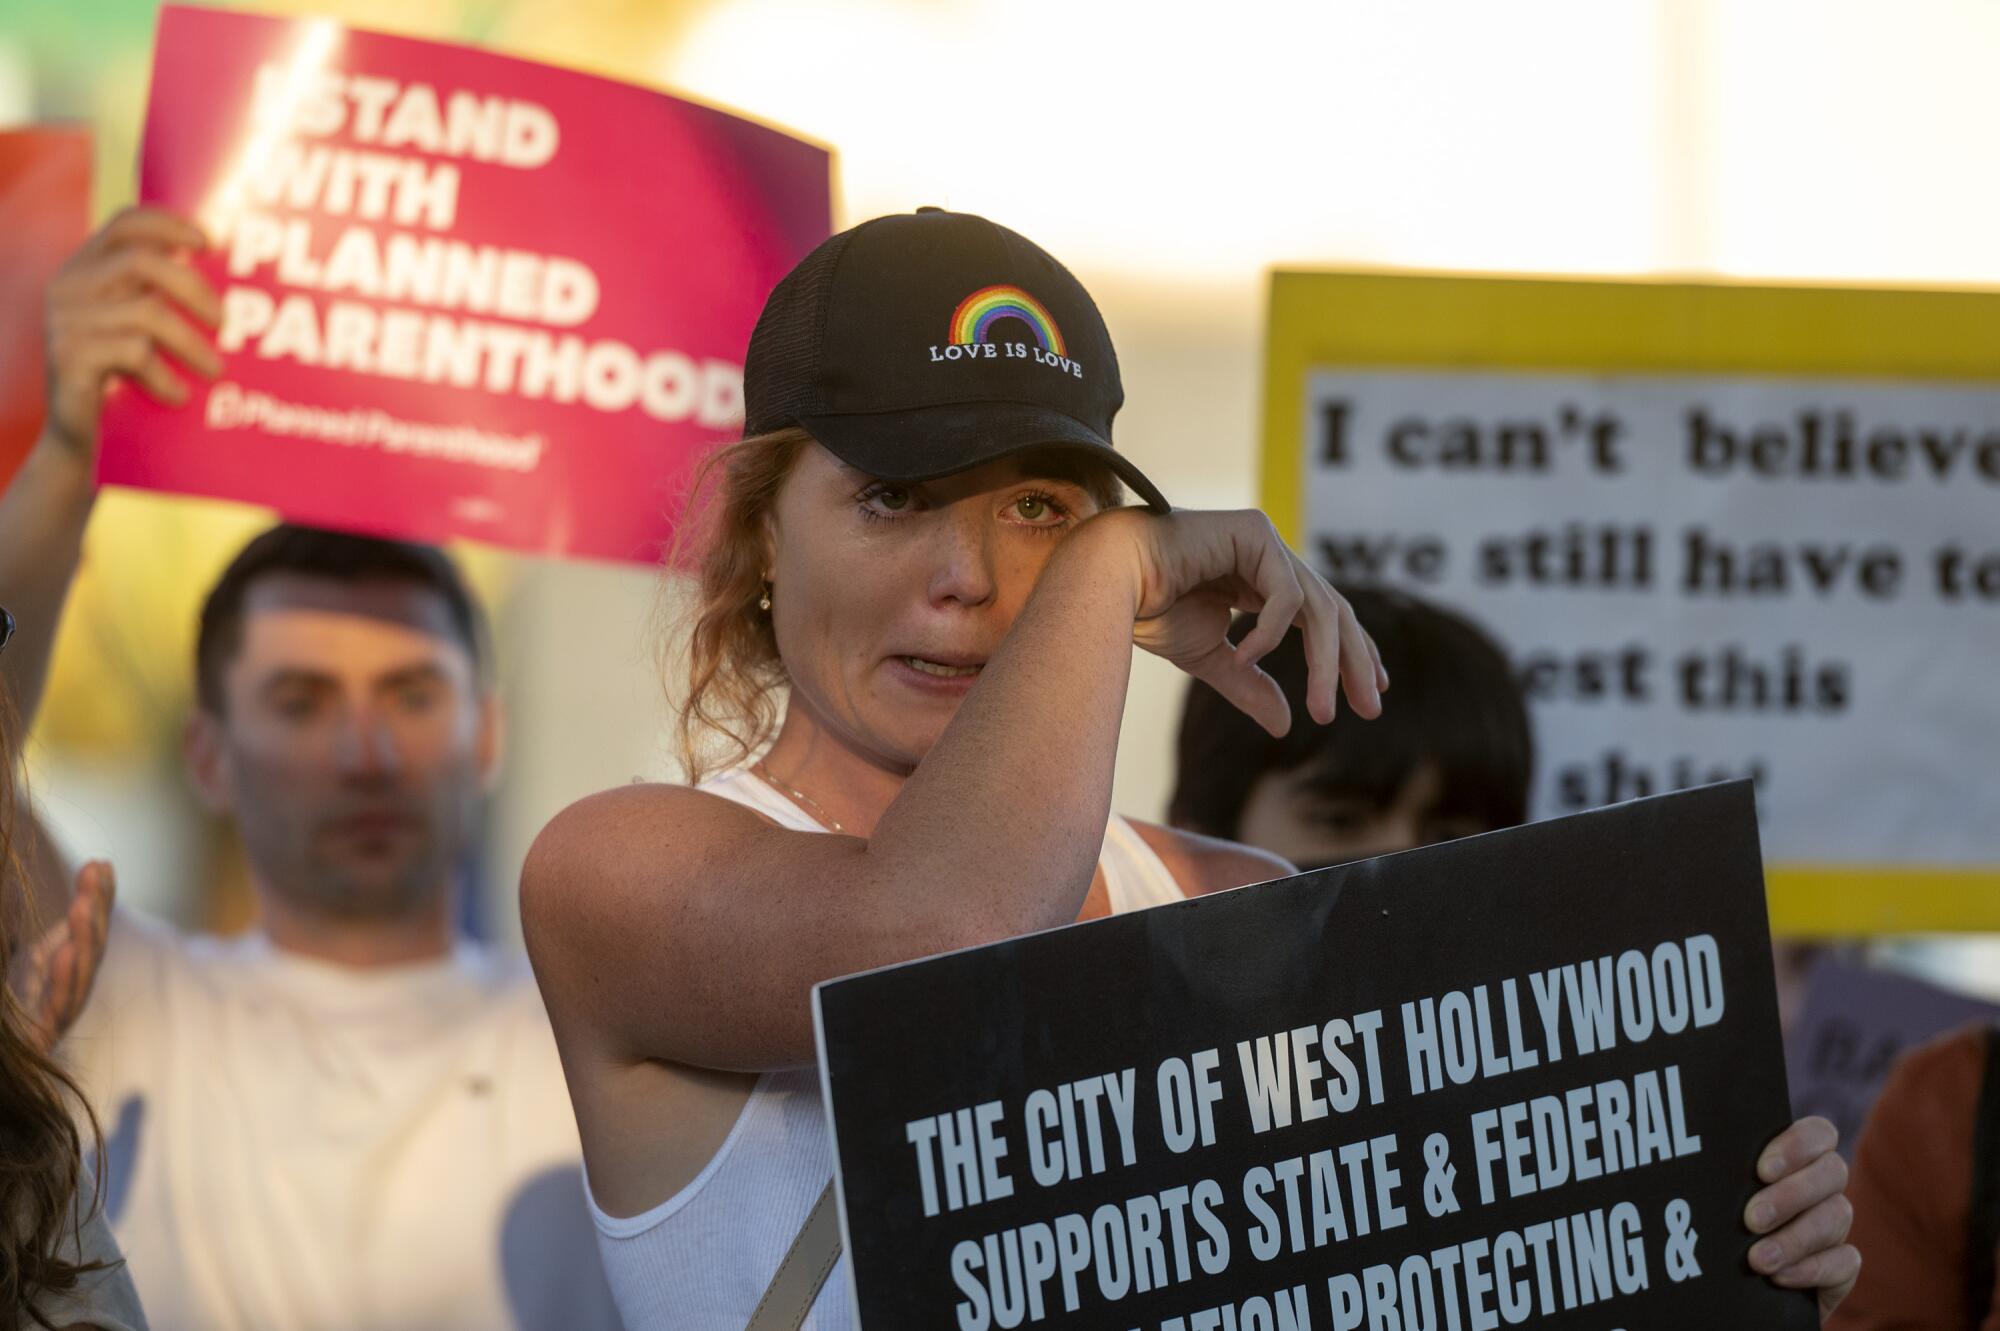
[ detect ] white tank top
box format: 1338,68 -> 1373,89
587,768 -> 1186,1331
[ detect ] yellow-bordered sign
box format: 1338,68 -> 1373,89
1261,268 -> 2000,936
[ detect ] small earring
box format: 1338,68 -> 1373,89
758,584 -> 772,612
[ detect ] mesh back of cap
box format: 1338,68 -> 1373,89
743,227 -> 858,437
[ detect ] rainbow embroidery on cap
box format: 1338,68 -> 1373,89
949,285 -> 1066,356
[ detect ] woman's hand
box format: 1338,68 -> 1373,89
8,860 -> 115,1055
1081,507 -> 1385,737
1744,1115 -> 1860,1318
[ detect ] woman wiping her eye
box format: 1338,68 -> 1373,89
519,209 -> 1858,1329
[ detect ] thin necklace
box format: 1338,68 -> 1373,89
752,760 -> 848,834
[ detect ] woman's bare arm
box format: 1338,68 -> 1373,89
523,508 -> 1381,1071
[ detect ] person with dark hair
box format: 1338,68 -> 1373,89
519,208 -> 1857,1329
1172,594 -> 1840,1039
0,209 -> 616,1331
1,607 -> 144,1330
193,526 -> 488,713
1170,587 -> 1531,868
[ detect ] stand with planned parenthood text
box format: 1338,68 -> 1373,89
814,783 -> 1811,1330
99,5 -> 830,563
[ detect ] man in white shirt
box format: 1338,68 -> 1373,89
0,207 -> 619,1331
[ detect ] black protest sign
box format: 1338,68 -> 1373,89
813,782 -> 1813,1331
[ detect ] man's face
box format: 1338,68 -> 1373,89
187,574 -> 494,924
1236,762 -> 1496,872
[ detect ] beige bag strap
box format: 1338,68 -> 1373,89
745,1180 -> 842,1331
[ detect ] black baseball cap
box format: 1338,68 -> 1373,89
743,209 -> 1170,512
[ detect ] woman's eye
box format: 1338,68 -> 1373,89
864,486 -> 911,513
1011,493 -> 1067,524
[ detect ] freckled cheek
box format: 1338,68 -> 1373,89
771,577 -> 882,709
794,539 -> 908,625
993,544 -> 1057,617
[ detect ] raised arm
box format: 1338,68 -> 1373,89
0,207 -> 219,732
0,208 -> 218,932
523,506 -> 1383,1072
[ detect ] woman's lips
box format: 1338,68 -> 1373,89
887,655 -> 984,695
900,656 -> 982,678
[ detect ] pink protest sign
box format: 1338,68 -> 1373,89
101,5 -> 831,563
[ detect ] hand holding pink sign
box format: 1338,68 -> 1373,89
102,6 -> 832,564
44,208 -> 223,464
